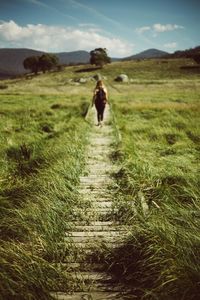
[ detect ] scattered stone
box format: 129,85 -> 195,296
78,78 -> 87,83
114,74 -> 129,82
93,73 -> 102,81
74,78 -> 87,83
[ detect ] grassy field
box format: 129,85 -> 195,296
0,87 -> 91,299
0,57 -> 200,299
107,61 -> 200,299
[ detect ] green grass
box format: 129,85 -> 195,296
108,79 -> 200,299
0,90 -> 91,299
0,58 -> 200,299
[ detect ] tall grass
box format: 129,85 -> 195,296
0,92 -> 90,299
108,83 -> 200,299
1,59 -> 200,299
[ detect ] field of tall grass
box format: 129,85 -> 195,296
108,78 -> 200,299
0,89 -> 91,299
0,57 -> 199,299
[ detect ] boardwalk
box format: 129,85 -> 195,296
52,105 -> 130,300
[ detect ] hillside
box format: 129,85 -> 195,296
0,48 -> 45,77
56,50 -> 90,65
165,45 -> 200,58
123,48 -> 169,60
0,48 -> 90,78
1,46 -> 199,79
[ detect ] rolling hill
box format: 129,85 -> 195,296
0,47 -> 168,78
0,48 -> 45,77
123,48 -> 169,60
165,45 -> 200,58
0,48 -> 90,78
1,46 -> 198,79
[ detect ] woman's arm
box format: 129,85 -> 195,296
103,87 -> 108,103
92,89 -> 97,106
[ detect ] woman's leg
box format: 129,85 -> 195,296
97,111 -> 101,123
100,105 -> 105,121
95,104 -> 105,125
95,104 -> 101,124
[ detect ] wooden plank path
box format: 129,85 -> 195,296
51,105 -> 131,300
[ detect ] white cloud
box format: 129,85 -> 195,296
153,23 -> 184,32
136,23 -> 184,35
0,20 -> 134,57
164,42 -> 177,49
135,26 -> 151,34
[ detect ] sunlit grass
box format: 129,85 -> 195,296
108,81 -> 200,299
0,88 -> 91,299
0,58 -> 200,299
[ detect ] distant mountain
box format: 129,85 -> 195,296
56,51 -> 90,65
0,48 -> 90,78
0,48 -> 45,77
123,48 -> 169,60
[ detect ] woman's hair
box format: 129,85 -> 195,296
96,80 -> 103,88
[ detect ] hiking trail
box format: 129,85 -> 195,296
51,105 -> 130,300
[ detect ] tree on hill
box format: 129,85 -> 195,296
23,56 -> 40,75
39,54 -> 59,73
90,48 -> 111,68
23,53 -> 59,74
166,46 -> 200,59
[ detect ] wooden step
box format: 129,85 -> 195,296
68,221 -> 115,227
87,149 -> 111,155
78,183 -> 112,190
80,194 -> 112,201
94,201 -> 112,208
86,163 -> 115,169
58,263 -> 105,272
63,241 -> 125,249
78,189 -> 112,195
90,139 -> 111,146
70,224 -> 128,232
80,175 -> 110,180
51,291 -> 125,300
66,231 -> 124,238
79,178 -> 112,184
66,271 -> 113,282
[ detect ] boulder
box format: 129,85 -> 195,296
114,74 -> 129,82
79,78 -> 87,83
93,73 -> 102,81
74,78 -> 87,83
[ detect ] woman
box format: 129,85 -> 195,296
92,80 -> 108,126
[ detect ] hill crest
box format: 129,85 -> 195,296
123,48 -> 169,60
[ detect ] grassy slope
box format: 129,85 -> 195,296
106,60 -> 200,299
0,57 -> 200,299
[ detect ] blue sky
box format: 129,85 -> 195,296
0,0 -> 199,57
